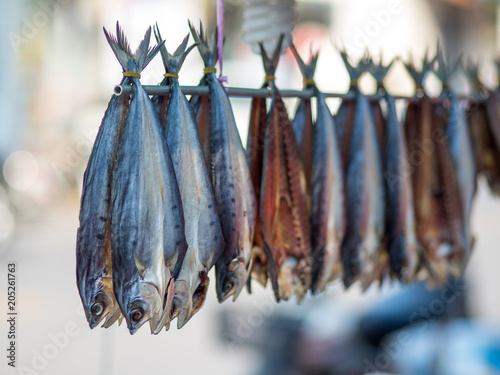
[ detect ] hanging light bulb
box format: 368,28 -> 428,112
242,0 -> 297,55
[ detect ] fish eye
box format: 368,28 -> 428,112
224,281 -> 234,293
131,308 -> 143,323
91,303 -> 104,316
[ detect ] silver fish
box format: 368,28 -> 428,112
433,48 -> 471,278
190,22 -> 257,302
290,45 -> 345,294
76,67 -> 128,330
154,27 -> 224,329
369,57 -> 419,283
446,98 -> 476,253
339,51 -> 385,289
107,25 -> 186,335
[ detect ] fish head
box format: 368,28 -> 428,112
250,246 -> 268,287
81,277 -> 120,329
216,258 -> 247,303
122,281 -> 163,335
278,257 -> 310,302
177,270 -> 210,329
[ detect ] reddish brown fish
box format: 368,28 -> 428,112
246,91 -> 268,288
259,38 -> 312,302
290,44 -> 345,294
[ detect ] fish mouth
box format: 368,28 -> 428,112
151,277 -> 175,335
101,304 -> 123,329
217,259 -> 248,303
278,257 -> 310,302
170,280 -> 192,328
177,278 -> 210,329
88,314 -> 105,330
251,246 -> 268,287
128,315 -> 151,335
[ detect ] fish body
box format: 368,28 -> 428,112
384,94 -> 419,282
447,98 -> 476,252
246,94 -> 268,287
105,25 -> 185,335
190,23 -> 257,303
111,77 -> 171,335
341,90 -> 385,288
260,90 -> 312,301
76,87 -> 127,329
310,88 -> 345,293
154,31 -> 224,328
166,80 -> 224,327
291,97 -> 313,192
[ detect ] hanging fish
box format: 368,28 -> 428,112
337,50 -> 385,289
466,60 -> 500,195
189,22 -> 257,303
106,25 -> 187,335
434,49 -> 475,274
290,49 -> 315,194
246,74 -> 269,289
258,37 -> 311,302
189,25 -> 212,170
403,51 -> 459,284
76,25 -> 130,330
290,44 -> 345,294
334,52 -> 365,172
153,27 -> 225,329
367,57 -> 419,283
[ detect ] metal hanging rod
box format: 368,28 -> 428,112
114,84 -> 481,103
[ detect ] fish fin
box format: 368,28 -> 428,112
188,20 -> 218,68
365,54 -> 397,85
151,276 -> 175,334
154,25 -> 197,74
434,41 -> 461,90
403,48 -> 436,88
133,254 -> 147,279
259,34 -> 284,78
103,22 -> 163,73
289,42 -> 318,85
336,46 -> 364,82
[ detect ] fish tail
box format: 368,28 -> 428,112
103,22 -> 163,74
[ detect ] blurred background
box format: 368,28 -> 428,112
2,0 -> 500,374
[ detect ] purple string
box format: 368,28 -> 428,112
217,0 -> 226,85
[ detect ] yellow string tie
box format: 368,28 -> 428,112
123,71 -> 141,79
416,83 -> 424,91
473,79 -> 483,91
264,75 -> 276,82
164,73 -> 179,78
349,79 -> 358,87
303,78 -> 315,86
204,67 -> 217,75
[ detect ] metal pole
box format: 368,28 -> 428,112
114,84 -> 481,103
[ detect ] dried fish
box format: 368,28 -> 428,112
466,60 -> 500,195
368,57 -> 419,283
190,22 -> 257,303
337,50 -> 385,289
76,41 -> 129,330
259,38 -> 312,302
434,50 -> 475,276
246,83 -> 268,289
154,27 -> 224,329
290,44 -> 345,294
107,25 -> 187,335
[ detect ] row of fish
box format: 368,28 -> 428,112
77,23 -> 255,335
77,22 -> 497,335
